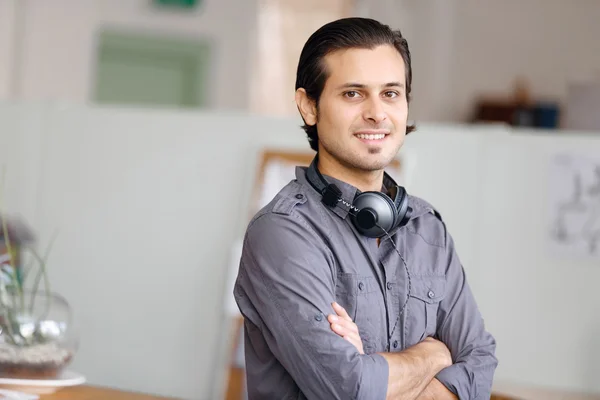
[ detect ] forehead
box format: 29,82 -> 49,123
322,45 -> 406,87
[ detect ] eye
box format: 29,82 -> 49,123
344,91 -> 361,98
383,91 -> 400,98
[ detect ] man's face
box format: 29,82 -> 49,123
306,45 -> 408,172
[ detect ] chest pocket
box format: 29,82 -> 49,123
404,275 -> 446,347
335,273 -> 384,354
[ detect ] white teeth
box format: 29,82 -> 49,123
356,133 -> 385,140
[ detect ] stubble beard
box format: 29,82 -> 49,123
320,137 -> 400,172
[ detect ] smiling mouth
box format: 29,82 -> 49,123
354,132 -> 388,141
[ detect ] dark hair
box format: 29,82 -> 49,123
295,17 -> 416,151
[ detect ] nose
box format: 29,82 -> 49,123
363,97 -> 387,124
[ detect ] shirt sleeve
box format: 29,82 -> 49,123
234,212 -> 389,400
435,227 -> 498,400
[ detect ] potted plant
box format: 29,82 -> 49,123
0,171 -> 77,380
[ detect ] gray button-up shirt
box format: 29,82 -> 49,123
234,166 -> 497,400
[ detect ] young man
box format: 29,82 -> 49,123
234,17 -> 497,400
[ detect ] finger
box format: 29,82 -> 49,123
331,323 -> 356,339
328,315 -> 359,334
332,302 -> 352,321
331,323 -> 361,344
330,323 -> 344,336
340,319 -> 360,334
331,323 -> 359,344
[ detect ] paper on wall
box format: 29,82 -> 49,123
548,152 -> 600,259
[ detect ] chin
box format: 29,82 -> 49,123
353,157 -> 394,172
364,150 -> 397,167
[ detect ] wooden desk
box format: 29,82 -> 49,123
492,382 -> 600,400
39,385 -> 177,400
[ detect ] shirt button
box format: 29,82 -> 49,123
428,290 -> 435,299
358,282 -> 365,291
295,194 -> 304,199
315,314 -> 323,321
393,340 -> 399,349
386,282 -> 393,290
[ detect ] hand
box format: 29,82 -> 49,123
420,337 -> 452,369
328,302 -> 364,354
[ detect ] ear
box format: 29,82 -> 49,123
295,88 -> 318,126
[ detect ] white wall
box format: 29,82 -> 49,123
0,103 -> 47,223
0,0 -> 18,99
476,129 -> 600,392
0,0 -> 257,110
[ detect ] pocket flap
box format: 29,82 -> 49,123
409,276 -> 445,304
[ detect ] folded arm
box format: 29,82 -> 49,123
326,218 -> 498,399
235,213 -> 454,400
330,302 -> 456,400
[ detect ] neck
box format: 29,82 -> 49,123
317,151 -> 384,193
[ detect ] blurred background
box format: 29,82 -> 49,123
0,0 -> 599,399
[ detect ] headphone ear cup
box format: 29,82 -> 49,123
351,192 -> 397,237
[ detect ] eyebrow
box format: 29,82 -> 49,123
336,82 -> 405,90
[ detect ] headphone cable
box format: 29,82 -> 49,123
375,222 -> 412,316
346,208 -> 412,343
375,222 -> 412,345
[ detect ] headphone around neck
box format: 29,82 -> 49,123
306,155 -> 413,238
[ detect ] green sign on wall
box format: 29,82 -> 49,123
154,0 -> 199,8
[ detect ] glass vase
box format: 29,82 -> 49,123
0,290 -> 78,379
